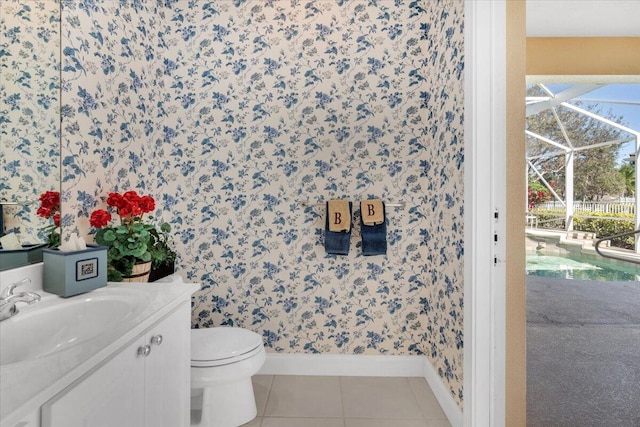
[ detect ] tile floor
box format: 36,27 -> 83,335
241,375 -> 451,427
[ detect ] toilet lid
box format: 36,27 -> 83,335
191,327 -> 264,365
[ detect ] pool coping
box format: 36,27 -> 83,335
525,228 -> 640,267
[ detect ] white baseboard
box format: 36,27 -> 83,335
422,357 -> 464,427
257,353 -> 463,427
258,353 -> 426,377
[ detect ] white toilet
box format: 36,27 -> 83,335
190,327 -> 266,427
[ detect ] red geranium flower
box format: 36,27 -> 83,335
118,203 -> 132,218
37,206 -> 52,219
106,192 -> 125,209
131,201 -> 143,216
90,190 -> 158,228
139,196 -> 155,213
37,190 -> 61,248
123,190 -> 141,203
89,209 -> 112,228
39,191 -> 60,211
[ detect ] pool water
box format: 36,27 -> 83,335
526,253 -> 640,282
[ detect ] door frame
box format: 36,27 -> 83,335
464,1 -> 509,426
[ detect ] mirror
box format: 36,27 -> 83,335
0,1 -> 61,268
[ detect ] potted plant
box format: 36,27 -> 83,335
89,190 -> 169,282
0,191 -> 58,269
148,222 -> 178,282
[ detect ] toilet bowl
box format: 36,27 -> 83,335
191,327 -> 266,427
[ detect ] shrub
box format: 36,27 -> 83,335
531,209 -> 566,229
528,181 -> 553,209
574,212 -> 635,250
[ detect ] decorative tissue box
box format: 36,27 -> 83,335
43,245 -> 108,297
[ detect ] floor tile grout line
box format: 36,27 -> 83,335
264,375 -> 275,418
408,376 -> 451,423
339,376 -> 346,422
259,374 -> 275,419
406,377 -> 429,421
338,376 -> 347,427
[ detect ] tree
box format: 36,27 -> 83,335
526,85 -> 627,201
572,147 -> 625,200
619,163 -> 636,197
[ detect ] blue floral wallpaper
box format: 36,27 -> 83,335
58,0 -> 464,406
0,0 -> 60,242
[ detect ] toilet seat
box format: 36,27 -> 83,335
191,327 -> 264,367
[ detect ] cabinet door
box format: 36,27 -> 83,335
144,302 -> 191,427
42,336 -> 146,427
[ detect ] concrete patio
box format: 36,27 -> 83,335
527,275 -> 640,427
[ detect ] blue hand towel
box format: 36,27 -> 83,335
325,201 -> 352,255
360,201 -> 387,256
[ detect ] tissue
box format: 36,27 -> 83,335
0,232 -> 22,250
58,233 -> 88,252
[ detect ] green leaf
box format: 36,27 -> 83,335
107,269 -> 122,282
102,229 -> 117,242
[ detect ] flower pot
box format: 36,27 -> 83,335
149,261 -> 176,282
121,260 -> 152,283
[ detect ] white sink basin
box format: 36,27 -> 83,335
0,288 -> 148,366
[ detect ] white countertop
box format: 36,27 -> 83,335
0,281 -> 198,426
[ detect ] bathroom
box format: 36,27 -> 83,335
1,0 -> 467,426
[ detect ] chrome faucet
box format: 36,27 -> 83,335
0,278 -> 41,321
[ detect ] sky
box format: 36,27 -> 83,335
546,84 -> 640,165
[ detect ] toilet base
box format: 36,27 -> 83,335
191,378 -> 257,427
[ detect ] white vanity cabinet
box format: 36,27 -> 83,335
143,302 -> 191,427
41,302 -> 191,427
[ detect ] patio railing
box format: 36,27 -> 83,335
595,229 -> 640,265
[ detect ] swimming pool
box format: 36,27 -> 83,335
526,253 -> 640,281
